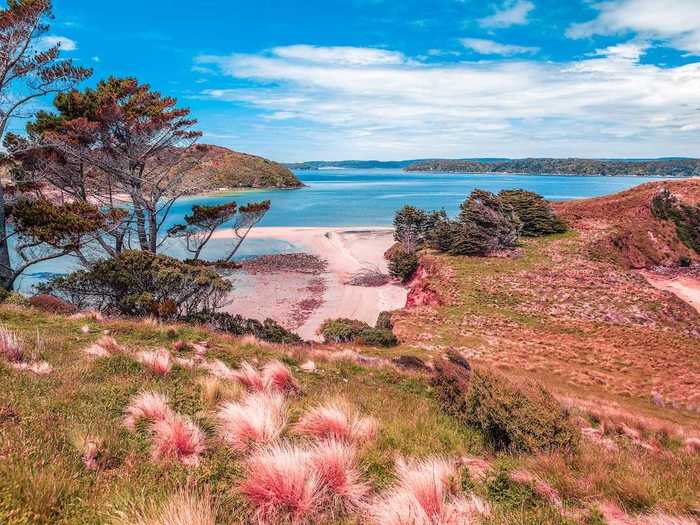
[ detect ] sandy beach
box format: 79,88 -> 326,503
216,227 -> 408,340
642,271 -> 700,314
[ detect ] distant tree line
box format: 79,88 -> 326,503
405,158 -> 700,177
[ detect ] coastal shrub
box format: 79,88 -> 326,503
393,206 -> 447,251
319,318 -> 397,347
357,327 -> 398,348
463,370 -> 579,453
498,189 -> 567,237
432,355 -> 578,453
27,294 -> 76,314
183,311 -> 302,344
651,188 -> 700,254
449,190 -> 521,256
41,251 -> 231,318
387,248 -> 419,283
375,311 -> 394,330
319,318 -> 369,343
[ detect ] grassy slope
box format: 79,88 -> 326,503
0,307 -> 487,524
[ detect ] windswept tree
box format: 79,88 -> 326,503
22,77 -> 205,256
0,0 -> 91,289
168,202 -> 238,261
223,199 -> 271,261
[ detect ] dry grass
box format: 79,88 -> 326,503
111,490 -> 217,525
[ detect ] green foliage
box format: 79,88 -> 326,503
9,198 -> 107,248
375,310 -> 394,330
463,370 -> 579,453
432,361 -> 579,453
41,250 -> 231,318
450,190 -> 521,256
319,318 -> 369,343
319,317 -> 398,347
388,247 -> 419,282
498,189 -> 567,237
182,311 -> 302,344
651,188 -> 700,254
393,206 -> 447,250
357,327 -> 398,347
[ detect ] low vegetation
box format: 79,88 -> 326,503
319,317 -> 398,347
651,187 -> 700,254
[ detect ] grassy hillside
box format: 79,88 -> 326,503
1,181 -> 700,524
183,145 -> 303,192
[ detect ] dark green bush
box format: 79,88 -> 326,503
464,370 -> 579,453
42,251 -> 231,318
319,318 -> 369,343
651,188 -> 700,254
357,327 -> 398,347
320,318 -> 398,347
182,311 -> 302,344
375,311 -> 394,330
388,248 -> 419,283
498,189 -> 567,237
432,362 -> 578,453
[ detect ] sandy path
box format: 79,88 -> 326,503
642,272 -> 700,314
214,227 -> 408,340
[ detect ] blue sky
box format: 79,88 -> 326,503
40,0 -> 700,161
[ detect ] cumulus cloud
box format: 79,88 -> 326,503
270,45 -> 405,66
36,35 -> 77,51
460,38 -> 538,55
479,0 -> 535,28
196,44 -> 700,158
567,0 -> 700,55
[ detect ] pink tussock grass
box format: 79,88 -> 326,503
201,358 -> 237,380
0,325 -> 24,362
262,360 -> 301,395
84,335 -> 126,358
369,457 -> 489,525
10,361 -> 52,375
309,439 -> 370,516
598,502 -> 698,525
138,348 -> 173,376
294,400 -> 379,444
232,360 -> 265,391
123,391 -> 173,431
216,392 -> 287,452
240,442 -> 322,524
150,412 -> 206,467
510,469 -> 563,509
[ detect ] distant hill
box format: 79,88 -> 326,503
285,159 -> 509,170
183,145 -> 303,191
404,158 -> 700,177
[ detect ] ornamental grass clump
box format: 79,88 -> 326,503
216,392 -> 287,452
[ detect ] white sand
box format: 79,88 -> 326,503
214,227 -> 408,340
642,272 -> 700,314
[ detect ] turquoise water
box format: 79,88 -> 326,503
17,169 -> 667,292
167,169 -> 667,228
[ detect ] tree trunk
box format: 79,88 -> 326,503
0,183 -> 14,290
147,209 -> 158,253
133,199 -> 150,252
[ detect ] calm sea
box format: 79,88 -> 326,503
17,169 -> 667,292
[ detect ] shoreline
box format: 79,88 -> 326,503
217,226 -> 406,340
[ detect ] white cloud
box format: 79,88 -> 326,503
91,56 -> 100,62
197,44 -> 700,159
567,0 -> 700,55
270,45 -> 406,66
37,36 -> 77,51
479,0 -> 535,28
460,38 -> 538,55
